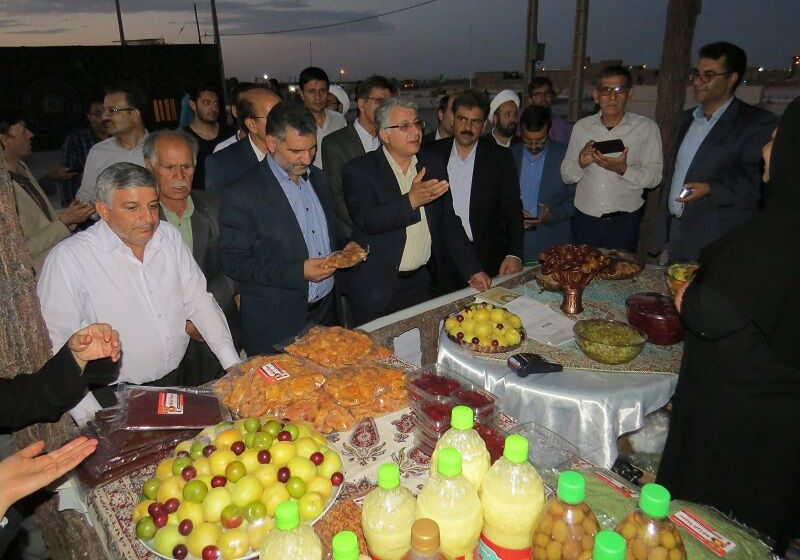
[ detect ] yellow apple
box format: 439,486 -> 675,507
208,449 -> 237,476
193,457 -> 211,476
201,487 -> 232,523
254,463 -> 278,487
307,476 -> 333,500
261,484 -> 291,517
187,522 -> 221,557
156,475 -> 185,504
294,437 -> 318,459
268,441 -> 297,466
155,458 -> 175,482
176,500 -> 204,527
132,500 -> 154,522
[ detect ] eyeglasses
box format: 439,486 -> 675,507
596,85 -> 630,97
689,69 -> 732,83
454,115 -> 485,128
523,138 -> 548,149
102,106 -> 136,115
385,119 -> 426,132
367,97 -> 390,105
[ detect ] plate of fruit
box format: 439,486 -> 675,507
132,417 -> 344,560
443,303 -> 526,354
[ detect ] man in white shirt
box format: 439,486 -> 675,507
561,65 -> 662,252
298,66 -> 347,169
37,162 -> 239,422
427,89 -> 523,294
75,83 -> 148,205
321,75 -> 397,237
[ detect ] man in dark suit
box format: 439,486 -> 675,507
512,105 -> 576,262
204,87 -> 280,194
342,97 -> 491,326
144,130 -> 239,383
651,42 -> 778,263
321,75 -> 396,237
220,102 -> 350,355
427,89 -> 523,295
421,94 -> 455,145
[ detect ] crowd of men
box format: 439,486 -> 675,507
1,41 -> 777,426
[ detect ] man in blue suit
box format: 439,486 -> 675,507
220,102 -> 349,355
205,87 -> 280,194
512,105 -> 575,263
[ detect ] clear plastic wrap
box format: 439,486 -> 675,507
110,385 -> 229,431
322,243 -> 369,269
324,363 -> 407,417
284,325 -> 392,369
259,521 -> 323,560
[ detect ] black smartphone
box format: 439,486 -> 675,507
593,139 -> 625,154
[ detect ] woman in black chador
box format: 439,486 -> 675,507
657,97 -> 800,554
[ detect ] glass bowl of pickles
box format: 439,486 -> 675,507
573,319 -> 647,365
665,263 -> 699,296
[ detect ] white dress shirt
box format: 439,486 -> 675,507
561,111 -> 662,217
37,220 -> 239,421
313,109 -> 347,168
248,134 -> 267,162
354,120 -> 380,153
76,134 -> 148,204
213,133 -> 240,153
447,141 -> 478,241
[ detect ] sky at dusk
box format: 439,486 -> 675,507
1,0 -> 798,82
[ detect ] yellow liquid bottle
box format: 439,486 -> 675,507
416,447 -> 483,560
479,434 -> 546,559
332,530 -> 371,560
362,463 -> 417,560
430,406 -> 490,492
259,500 -> 322,560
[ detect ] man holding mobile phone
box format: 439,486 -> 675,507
561,65 -> 662,252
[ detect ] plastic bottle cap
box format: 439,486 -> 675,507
502,434 -> 529,464
450,405 -> 474,430
557,471 -> 585,505
437,447 -> 462,477
639,483 -> 671,519
593,530 -> 626,560
411,518 -> 441,555
377,462 -> 400,490
274,500 -> 300,531
332,530 -> 360,560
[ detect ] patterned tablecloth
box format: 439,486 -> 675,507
85,408 -> 521,559
476,266 -> 683,375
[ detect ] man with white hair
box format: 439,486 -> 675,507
486,89 -> 521,147
37,162 -> 239,421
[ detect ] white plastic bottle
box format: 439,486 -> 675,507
361,463 -> 417,559
259,500 -> 322,560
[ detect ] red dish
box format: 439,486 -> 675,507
475,422 -> 506,464
453,388 -> 497,420
626,292 -> 684,346
413,372 -> 463,396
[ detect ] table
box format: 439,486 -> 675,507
438,268 -> 680,468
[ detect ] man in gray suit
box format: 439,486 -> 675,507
144,130 -> 239,383
651,42 -> 777,263
204,86 -> 281,194
321,75 -> 396,237
512,105 -> 575,262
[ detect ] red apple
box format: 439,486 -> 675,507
220,504 -> 243,529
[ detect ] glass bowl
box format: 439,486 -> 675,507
664,263 -> 699,296
573,319 -> 647,365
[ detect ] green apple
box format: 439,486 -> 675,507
153,525 -> 186,557
268,441 -> 296,466
316,450 -> 343,479
182,479 -> 208,504
208,449 -> 237,477
287,456 -> 316,484
239,449 -> 261,474
201,487 -> 232,523
298,491 -> 325,521
231,475 -> 263,507
142,477 -> 161,501
294,437 -> 318,459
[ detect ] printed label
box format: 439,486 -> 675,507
157,392 -> 184,415
257,362 -> 291,384
670,508 -> 736,557
592,471 -> 640,500
478,534 -> 531,560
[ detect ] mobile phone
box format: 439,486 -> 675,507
593,139 -> 625,154
678,186 -> 694,199
507,353 -> 563,377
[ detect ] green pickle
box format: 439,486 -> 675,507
615,484 -> 686,560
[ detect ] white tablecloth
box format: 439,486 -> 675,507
438,331 -> 678,468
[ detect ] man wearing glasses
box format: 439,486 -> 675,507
427,89 -> 523,294
528,77 -> 572,144
561,65 -> 662,253
651,42 -> 777,263
512,105 -> 575,263
342,97 -> 490,325
76,82 -> 149,206
205,86 -> 281,194
322,75 -> 397,237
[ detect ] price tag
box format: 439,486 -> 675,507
670,509 -> 736,557
258,362 -> 291,384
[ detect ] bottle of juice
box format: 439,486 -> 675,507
361,463 -> 417,560
332,530 -> 371,560
401,518 -> 446,560
259,500 -> 323,560
430,405 -> 490,491
591,531 -> 626,560
415,447 -> 483,560
615,483 -> 686,560
531,471 -> 600,560
479,434 -> 546,559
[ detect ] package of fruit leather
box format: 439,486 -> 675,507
111,385 -> 229,431
284,325 -> 392,368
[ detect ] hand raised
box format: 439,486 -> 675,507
408,167 -> 449,209
67,323 -> 121,369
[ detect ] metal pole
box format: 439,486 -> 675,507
210,0 -> 228,107
194,4 -> 202,44
468,24 -> 473,88
309,42 -> 313,66
568,0 -> 589,123
523,0 -> 539,105
114,0 -> 126,45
